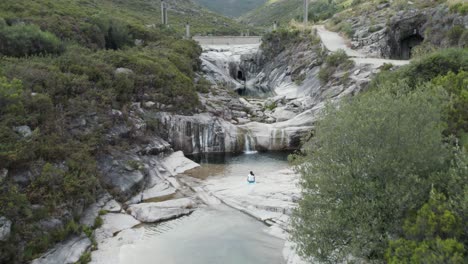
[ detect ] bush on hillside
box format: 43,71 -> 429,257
291,82 -> 456,262
318,49 -> 354,84
386,191 -> 466,264
0,23 -> 63,57
449,2 -> 468,15
432,71 -> 468,138
371,48 -> 468,88
93,17 -> 134,50
307,0 -> 340,22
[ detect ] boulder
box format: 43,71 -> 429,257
102,200 -> 122,213
141,182 -> 177,202
138,137 -> 172,155
99,213 -> 140,236
0,217 -> 11,241
80,193 -> 112,227
127,198 -> 194,223
272,108 -> 297,122
31,235 -> 91,264
115,68 -> 134,75
13,125 -> 32,137
39,218 -> 63,232
162,151 -> 200,176
97,155 -> 146,201
143,101 -> 156,109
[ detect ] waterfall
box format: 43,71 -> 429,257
244,133 -> 257,154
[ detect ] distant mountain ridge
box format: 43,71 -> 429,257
193,0 -> 267,17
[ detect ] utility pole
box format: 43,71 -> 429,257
185,22 -> 190,39
304,0 -> 309,26
161,0 -> 168,25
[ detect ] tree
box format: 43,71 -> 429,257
291,82 -> 451,262
385,191 -> 465,264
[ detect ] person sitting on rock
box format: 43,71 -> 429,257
247,171 -> 255,184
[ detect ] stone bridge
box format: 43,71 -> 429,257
193,36 -> 262,46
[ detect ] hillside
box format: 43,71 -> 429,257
0,0 -> 249,263
0,0 -> 250,36
194,0 -> 267,17
242,0 -> 467,59
240,0 -> 302,26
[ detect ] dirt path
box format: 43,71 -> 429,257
315,25 -> 410,68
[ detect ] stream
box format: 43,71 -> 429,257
120,152 -> 291,264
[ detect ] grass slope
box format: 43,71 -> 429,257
0,0 -> 250,36
0,0 -> 250,263
193,0 -> 267,17
241,0 -> 302,26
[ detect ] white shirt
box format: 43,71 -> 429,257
247,173 -> 255,182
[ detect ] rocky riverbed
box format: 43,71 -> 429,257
30,25 -> 408,264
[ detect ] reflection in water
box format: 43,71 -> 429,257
121,206 -> 285,264
186,152 -> 291,180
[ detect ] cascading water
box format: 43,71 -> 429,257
244,133 -> 257,154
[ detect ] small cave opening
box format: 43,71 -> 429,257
236,87 -> 246,96
395,34 -> 424,59
237,70 -> 245,81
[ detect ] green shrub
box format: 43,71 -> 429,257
380,63 -> 394,71
93,17 -> 134,50
386,191 -> 465,264
447,25 -> 465,46
0,24 -> 63,57
319,50 -> 354,84
371,48 -> 468,89
195,77 -> 212,93
411,42 -> 438,59
449,2 -> 468,15
318,65 -> 336,84
324,49 -> 350,67
339,22 -> 355,38
0,76 -> 24,115
93,216 -> 103,229
76,252 -> 92,264
98,210 -> 108,216
307,0 -> 341,22
432,71 -> 468,137
291,82 -> 451,262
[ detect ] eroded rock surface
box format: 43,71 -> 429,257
127,198 -> 195,223
31,235 -> 91,264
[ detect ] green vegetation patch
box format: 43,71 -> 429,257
291,48 -> 468,263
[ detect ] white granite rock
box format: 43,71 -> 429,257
98,213 -> 140,238
141,181 -> 176,201
127,198 -> 194,223
13,125 -> 32,137
0,216 -> 11,241
102,199 -> 122,213
80,194 -> 112,227
90,228 -> 145,264
163,151 -> 200,175
31,235 -> 91,264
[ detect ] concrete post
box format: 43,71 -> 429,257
161,0 -> 168,25
246,29 -> 250,36
273,21 -> 277,31
185,22 -> 190,39
304,0 -> 308,26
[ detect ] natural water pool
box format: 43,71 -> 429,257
120,152 -> 291,264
